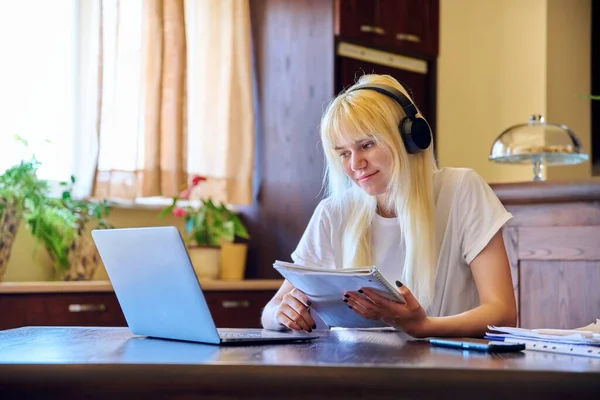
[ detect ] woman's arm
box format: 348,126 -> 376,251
419,229 -> 517,337
347,229 -> 517,338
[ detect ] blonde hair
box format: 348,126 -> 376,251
320,74 -> 438,310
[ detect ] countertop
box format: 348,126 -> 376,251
0,279 -> 283,294
491,178 -> 600,204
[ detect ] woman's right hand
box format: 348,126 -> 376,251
273,288 -> 316,332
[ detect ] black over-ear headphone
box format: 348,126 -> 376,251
346,83 -> 432,154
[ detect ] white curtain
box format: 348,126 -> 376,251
72,0 -> 255,205
184,0 -> 255,205
72,0 -> 102,199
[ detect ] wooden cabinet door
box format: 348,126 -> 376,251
204,290 -> 276,328
517,226 -> 600,329
336,0 -> 439,58
389,0 -> 439,57
0,292 -> 127,331
336,0 -> 389,48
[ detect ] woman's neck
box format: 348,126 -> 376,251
376,203 -> 397,218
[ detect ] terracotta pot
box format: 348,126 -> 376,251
187,246 -> 221,280
220,243 -> 248,281
0,201 -> 21,282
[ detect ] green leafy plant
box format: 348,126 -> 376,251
25,175 -> 113,272
159,176 -> 250,247
0,156 -> 50,277
0,156 -> 49,220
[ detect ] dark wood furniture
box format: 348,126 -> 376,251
0,281 -> 281,331
1,327 -> 599,399
242,0 -> 334,279
335,0 -> 439,58
493,180 -> 600,330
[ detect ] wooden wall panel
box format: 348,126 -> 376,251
505,202 -> 600,228
241,0 -> 334,279
519,261 -> 600,329
519,226 -> 600,261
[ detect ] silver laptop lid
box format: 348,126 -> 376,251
92,226 -> 221,344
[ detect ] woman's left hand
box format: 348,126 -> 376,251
344,285 -> 431,338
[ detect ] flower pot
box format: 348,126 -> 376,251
0,202 -> 21,282
219,243 -> 248,281
60,234 -> 103,281
188,246 -> 220,280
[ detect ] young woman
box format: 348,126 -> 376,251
261,74 -> 517,338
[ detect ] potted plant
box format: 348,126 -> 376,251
25,176 -> 113,281
160,176 -> 250,280
0,157 -> 49,281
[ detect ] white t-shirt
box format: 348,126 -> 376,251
290,167 -> 513,318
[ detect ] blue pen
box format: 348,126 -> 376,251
429,338 -> 525,353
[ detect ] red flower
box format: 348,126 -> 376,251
172,207 -> 186,217
191,176 -> 207,186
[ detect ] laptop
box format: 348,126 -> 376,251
91,226 -> 322,345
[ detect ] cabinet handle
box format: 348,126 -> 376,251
396,33 -> 422,43
360,25 -> 386,36
68,304 -> 107,313
221,300 -> 250,309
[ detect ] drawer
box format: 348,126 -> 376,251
204,290 -> 276,328
0,292 -> 127,330
0,289 -> 278,331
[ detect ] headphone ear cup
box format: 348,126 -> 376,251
399,117 -> 432,154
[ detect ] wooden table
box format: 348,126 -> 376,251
0,327 -> 599,399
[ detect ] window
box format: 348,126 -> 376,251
0,0 -> 144,184
0,0 -> 76,182
0,1 -> 254,205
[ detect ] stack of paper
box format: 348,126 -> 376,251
486,320 -> 600,358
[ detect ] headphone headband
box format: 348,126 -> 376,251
347,84 -> 418,119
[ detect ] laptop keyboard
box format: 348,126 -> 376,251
219,331 -> 265,339
218,329 -> 315,339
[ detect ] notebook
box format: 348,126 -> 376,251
91,226 -> 322,345
273,260 -> 405,328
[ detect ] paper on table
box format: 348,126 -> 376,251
487,324 -> 600,346
575,319 -> 600,333
532,319 -> 600,337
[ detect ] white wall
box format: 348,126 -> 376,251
437,0 -> 592,183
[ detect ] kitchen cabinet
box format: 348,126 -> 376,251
494,180 -> 600,329
0,281 -> 281,331
335,0 -> 439,59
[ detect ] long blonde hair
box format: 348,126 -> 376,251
320,74 -> 438,310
